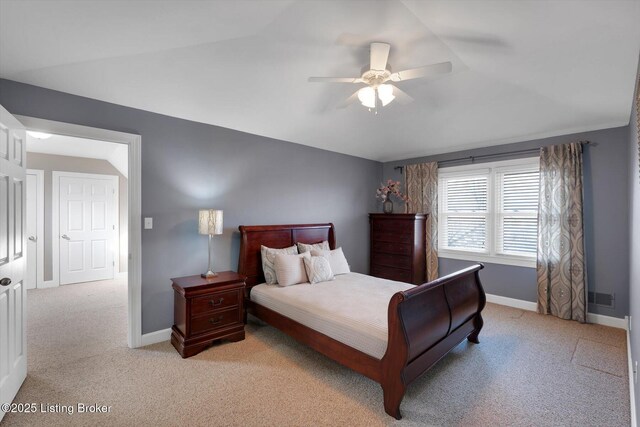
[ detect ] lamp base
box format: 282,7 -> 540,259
201,271 -> 218,279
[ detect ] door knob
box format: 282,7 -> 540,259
28,236 -> 37,242
61,234 -> 71,240
0,278 -> 11,287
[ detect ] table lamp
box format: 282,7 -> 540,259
198,209 -> 223,278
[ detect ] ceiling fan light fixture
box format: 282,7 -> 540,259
358,86 -> 376,109
377,84 -> 395,106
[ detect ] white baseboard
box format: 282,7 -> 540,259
486,294 -> 537,311
485,293 -> 627,329
115,272 -> 127,280
140,328 -> 172,347
39,280 -> 58,289
628,324 -> 637,427
586,313 -> 628,330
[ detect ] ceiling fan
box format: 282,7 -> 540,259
309,42 -> 452,112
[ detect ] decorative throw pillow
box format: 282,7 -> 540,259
310,247 -> 350,275
274,252 -> 310,286
297,240 -> 330,253
261,245 -> 298,285
303,255 -> 335,284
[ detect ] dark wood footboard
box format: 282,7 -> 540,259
381,263 -> 486,419
237,223 -> 486,420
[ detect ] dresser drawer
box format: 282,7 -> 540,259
372,240 -> 412,256
370,265 -> 413,283
372,229 -> 413,244
371,252 -> 412,270
371,219 -> 416,232
191,289 -> 240,316
191,307 -> 241,336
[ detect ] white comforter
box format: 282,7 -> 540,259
250,272 -> 414,359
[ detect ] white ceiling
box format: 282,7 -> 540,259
27,134 -> 128,178
2,0 -> 639,162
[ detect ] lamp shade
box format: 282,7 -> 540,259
198,209 -> 223,235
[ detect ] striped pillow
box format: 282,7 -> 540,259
261,245 -> 298,285
274,252 -> 311,286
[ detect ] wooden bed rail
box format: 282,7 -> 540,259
237,223 -> 487,420
381,263 -> 486,419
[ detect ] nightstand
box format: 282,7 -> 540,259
171,271 -> 246,358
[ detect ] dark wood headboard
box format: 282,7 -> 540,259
238,223 -> 336,288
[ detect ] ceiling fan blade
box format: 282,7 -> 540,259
389,61 -> 452,82
337,90 -> 360,109
308,77 -> 362,83
390,85 -> 413,105
370,42 -> 390,71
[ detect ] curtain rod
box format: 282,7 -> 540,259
393,140 -> 592,174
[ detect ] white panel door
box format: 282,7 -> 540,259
25,174 -> 37,289
0,105 -> 27,422
59,175 -> 115,285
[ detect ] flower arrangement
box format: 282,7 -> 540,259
376,179 -> 409,202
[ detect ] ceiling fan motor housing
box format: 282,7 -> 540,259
360,68 -> 392,87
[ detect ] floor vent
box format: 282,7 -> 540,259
588,291 -> 615,308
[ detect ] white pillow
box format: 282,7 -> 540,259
311,247 -> 350,275
261,245 -> 298,285
274,252 -> 310,287
303,256 -> 335,284
297,240 -> 330,253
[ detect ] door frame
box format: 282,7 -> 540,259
52,171 -> 119,285
25,169 -> 44,288
16,115 -> 143,349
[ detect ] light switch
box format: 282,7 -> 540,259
144,217 -> 153,229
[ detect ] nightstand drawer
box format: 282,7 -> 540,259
191,307 -> 240,336
191,289 -> 240,315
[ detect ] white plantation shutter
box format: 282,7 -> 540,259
440,174 -> 489,252
496,169 -> 539,255
438,158 -> 540,267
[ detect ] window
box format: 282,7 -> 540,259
438,158 -> 540,267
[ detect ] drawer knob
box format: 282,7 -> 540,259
209,297 -> 224,307
209,316 -> 223,325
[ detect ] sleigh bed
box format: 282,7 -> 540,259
238,223 -> 486,419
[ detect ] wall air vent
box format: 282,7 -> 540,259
587,291 -> 615,308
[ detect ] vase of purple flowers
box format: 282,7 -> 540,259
376,179 -> 409,214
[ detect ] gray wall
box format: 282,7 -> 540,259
26,152 -> 128,279
628,58 -> 640,419
0,79 -> 381,334
383,126 -> 631,319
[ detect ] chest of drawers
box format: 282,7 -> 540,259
369,213 -> 427,285
171,271 -> 246,358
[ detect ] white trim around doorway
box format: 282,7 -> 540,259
26,169 -> 44,288
16,115 -> 143,349
52,171 -> 119,286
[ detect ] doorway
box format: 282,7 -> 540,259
17,115 -> 142,348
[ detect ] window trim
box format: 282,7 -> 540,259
438,157 -> 539,269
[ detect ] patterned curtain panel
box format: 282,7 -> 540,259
537,142 -> 587,323
405,162 -> 439,281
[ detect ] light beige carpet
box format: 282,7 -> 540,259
2,280 -> 630,426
